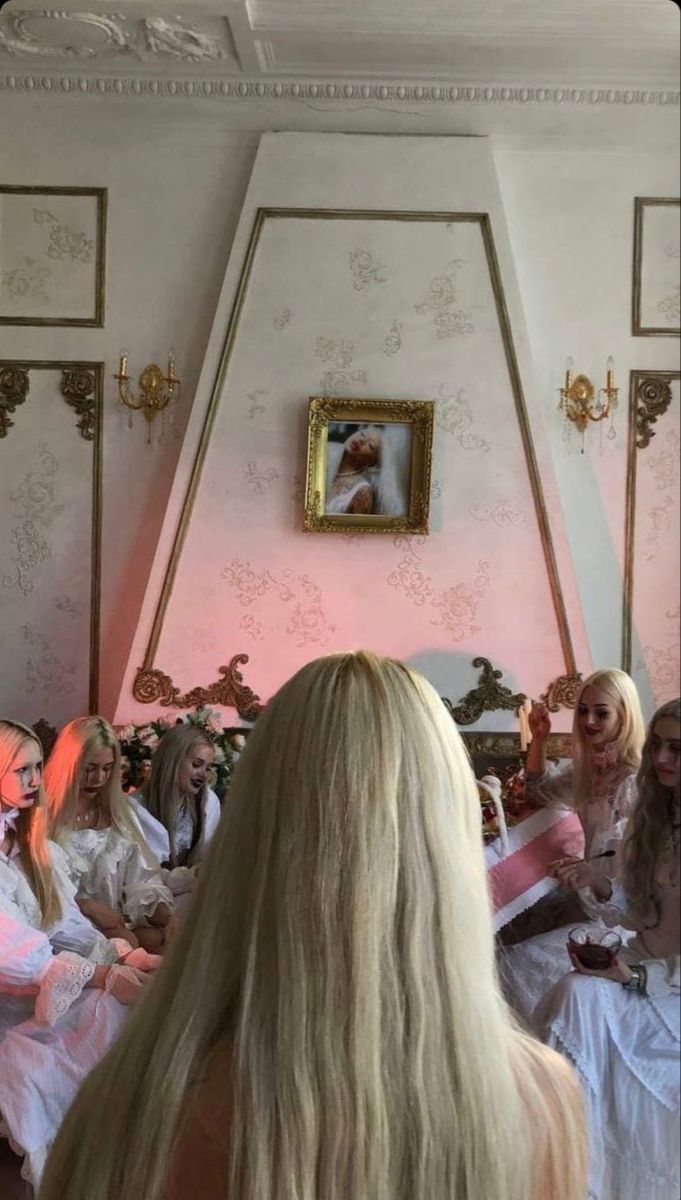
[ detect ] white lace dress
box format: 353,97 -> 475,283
497,760 -> 637,1026
62,826 -> 173,928
0,840 -> 129,1187
534,824 -> 680,1200
129,789 -> 221,907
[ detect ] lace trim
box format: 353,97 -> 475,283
35,951 -> 95,1026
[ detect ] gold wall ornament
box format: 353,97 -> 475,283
115,350 -> 181,443
633,374 -> 673,449
622,368 -> 680,672
442,657 -> 526,726
62,368 -> 96,440
132,655 -> 263,722
0,366 -> 30,437
558,357 -> 619,451
303,395 -> 435,534
461,731 -> 572,758
540,672 -> 583,712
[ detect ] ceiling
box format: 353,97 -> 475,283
0,0 -> 678,96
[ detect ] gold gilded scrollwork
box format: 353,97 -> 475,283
442,656 -> 526,726
461,731 -> 572,758
0,366 -> 30,437
61,368 -> 96,440
133,654 -> 263,722
540,672 -> 583,712
634,375 -> 673,449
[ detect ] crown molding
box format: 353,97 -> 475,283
0,71 -> 678,105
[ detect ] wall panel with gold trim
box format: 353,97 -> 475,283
0,359 -> 102,726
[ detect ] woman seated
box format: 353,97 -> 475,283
42,652 -> 586,1200
45,716 -> 176,955
129,724 -> 220,910
0,720 -> 159,1188
534,698 -> 680,1200
498,668 -> 645,1024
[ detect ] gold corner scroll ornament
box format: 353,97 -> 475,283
61,368 -> 96,440
540,673 -> 583,712
133,654 -> 263,722
0,366 -> 30,437
634,375 -> 673,449
442,657 -> 526,726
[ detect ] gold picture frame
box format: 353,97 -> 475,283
303,396 -> 434,534
0,186 -> 107,327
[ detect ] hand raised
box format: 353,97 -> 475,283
528,702 -> 551,741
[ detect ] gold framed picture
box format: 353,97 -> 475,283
303,396 -> 435,534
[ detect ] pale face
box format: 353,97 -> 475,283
650,717 -> 681,792
79,744 -> 115,805
577,685 -> 622,748
0,739 -> 43,811
177,742 -> 214,799
344,426 -> 382,469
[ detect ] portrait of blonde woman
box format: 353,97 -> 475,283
41,652 -> 585,1200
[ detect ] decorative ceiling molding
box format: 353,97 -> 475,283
0,13 -> 238,66
0,72 -> 677,105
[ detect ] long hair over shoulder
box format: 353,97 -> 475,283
141,724 -> 214,867
571,668 -> 645,813
622,697 -> 680,925
40,652 -> 585,1200
44,716 -> 157,866
0,719 -> 61,926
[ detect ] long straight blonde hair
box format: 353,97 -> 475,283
142,724 -> 214,867
44,716 -> 157,866
0,719 -> 61,927
571,667 -> 645,814
623,697 -> 680,924
40,652 -> 585,1200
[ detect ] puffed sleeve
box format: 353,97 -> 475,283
0,904 -> 99,1027
122,840 -> 174,926
525,759 -> 575,812
129,794 -> 171,864
46,842 -> 121,964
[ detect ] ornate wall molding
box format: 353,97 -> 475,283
540,672 -> 583,712
61,368 -> 96,441
132,654 -> 263,722
442,657 -> 526,726
0,366 -> 30,438
460,731 -> 572,758
0,72 -> 677,107
633,374 -> 674,449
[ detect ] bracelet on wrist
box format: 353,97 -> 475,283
622,963 -> 647,994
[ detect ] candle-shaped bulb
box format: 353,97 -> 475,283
118,349 -> 129,377
565,356 -> 574,373
167,348 -> 176,380
606,355 -> 614,371
606,355 -> 615,392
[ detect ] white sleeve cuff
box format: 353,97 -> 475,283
35,951 -> 95,1026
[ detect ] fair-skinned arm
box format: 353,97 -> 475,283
525,702 -> 551,781
567,946 -> 632,984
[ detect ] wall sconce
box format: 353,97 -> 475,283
558,357 -> 618,452
115,350 -> 181,443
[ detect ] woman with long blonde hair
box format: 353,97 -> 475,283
534,698 -> 680,1200
45,717 -> 176,953
41,653 -> 586,1200
0,720 -> 158,1189
499,668 -> 645,1023
129,723 -> 220,910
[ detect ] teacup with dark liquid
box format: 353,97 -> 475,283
568,927 -> 622,970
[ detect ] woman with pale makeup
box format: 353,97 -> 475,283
498,668 -> 645,1025
325,422 -> 412,517
129,724 -> 220,910
45,717 -> 176,955
0,719 -> 159,1189
534,698 -> 680,1200
41,653 -> 586,1200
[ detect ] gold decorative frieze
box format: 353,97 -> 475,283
62,368 -> 96,440
442,657 -> 526,726
633,374 -> 674,449
133,654 -> 263,722
460,731 -> 572,758
0,366 -> 30,437
540,672 -> 583,712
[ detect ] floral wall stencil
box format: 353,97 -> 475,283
136,211 -> 578,725
415,258 -> 475,340
0,363 -> 101,726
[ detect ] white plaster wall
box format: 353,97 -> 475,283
0,92 -> 678,725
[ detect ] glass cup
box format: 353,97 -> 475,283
568,927 -> 622,970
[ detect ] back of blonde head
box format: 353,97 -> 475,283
571,668 -> 645,812
41,652 -> 585,1200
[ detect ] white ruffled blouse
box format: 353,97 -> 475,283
526,758 -> 638,860
129,789 -> 221,897
0,839 -> 123,1027
61,826 -> 173,927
